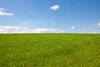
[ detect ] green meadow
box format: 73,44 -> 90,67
0,34 -> 100,67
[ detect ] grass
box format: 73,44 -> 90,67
0,33 -> 100,67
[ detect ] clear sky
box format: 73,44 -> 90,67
0,0 -> 100,33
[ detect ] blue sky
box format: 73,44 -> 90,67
0,0 -> 100,33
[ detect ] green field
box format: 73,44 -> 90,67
0,34 -> 100,67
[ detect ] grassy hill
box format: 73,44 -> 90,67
0,34 -> 100,67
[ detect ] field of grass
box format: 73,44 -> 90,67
0,34 -> 100,67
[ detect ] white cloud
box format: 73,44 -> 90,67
96,22 -> 100,26
0,26 -> 64,33
72,26 -> 76,30
0,8 -> 5,11
50,5 -> 60,10
0,8 -> 14,16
